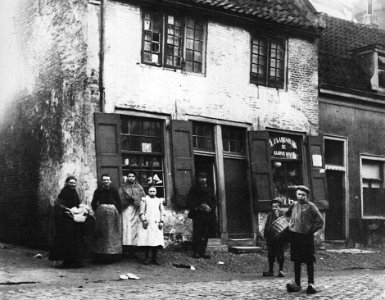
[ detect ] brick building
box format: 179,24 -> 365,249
319,15 -> 385,246
0,0 -> 326,249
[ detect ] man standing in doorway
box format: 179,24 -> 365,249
119,171 -> 146,258
187,172 -> 216,259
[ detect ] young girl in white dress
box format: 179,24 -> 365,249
137,186 -> 165,265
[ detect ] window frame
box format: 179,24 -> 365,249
141,9 -> 207,74
361,155 -> 385,219
378,52 -> 385,89
120,115 -> 167,201
250,34 -> 287,89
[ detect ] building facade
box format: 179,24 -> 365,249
0,0 -> 326,248
319,15 -> 385,246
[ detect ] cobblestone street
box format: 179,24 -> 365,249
2,270 -> 385,299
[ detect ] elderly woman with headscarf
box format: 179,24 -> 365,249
49,176 -> 91,268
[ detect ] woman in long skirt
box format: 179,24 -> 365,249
49,176 -> 90,268
91,174 -> 122,262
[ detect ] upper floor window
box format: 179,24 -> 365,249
142,11 -> 206,74
250,36 -> 286,88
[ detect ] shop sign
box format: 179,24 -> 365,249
269,135 -> 300,159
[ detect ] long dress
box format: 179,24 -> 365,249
119,182 -> 145,246
136,196 -> 165,247
49,187 -> 86,263
91,186 -> 122,255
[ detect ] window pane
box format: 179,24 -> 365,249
362,160 -> 382,179
325,139 -> 344,166
222,126 -> 245,154
251,37 -> 268,85
379,55 -> 385,69
142,12 -> 162,65
121,117 -> 163,153
363,186 -> 385,216
193,123 -> 214,152
379,70 -> 385,88
165,15 -> 183,68
184,18 -> 205,73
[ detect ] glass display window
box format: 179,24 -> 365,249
271,161 -> 303,206
121,116 -> 165,199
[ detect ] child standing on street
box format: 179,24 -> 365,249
137,186 -> 165,265
263,198 -> 286,277
285,185 -> 324,294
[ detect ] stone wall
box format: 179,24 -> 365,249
0,0 -> 98,248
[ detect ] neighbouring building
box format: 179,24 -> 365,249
318,15 -> 385,247
0,0 -> 327,249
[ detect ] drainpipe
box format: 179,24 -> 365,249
99,0 -> 106,112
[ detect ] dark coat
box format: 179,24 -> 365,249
91,186 -> 122,214
187,184 -> 216,211
49,187 -> 86,262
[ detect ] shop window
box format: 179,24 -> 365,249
121,117 -> 165,198
272,161 -> 302,206
269,133 -> 302,206
192,122 -> 214,152
222,126 -> 246,154
142,10 -> 206,73
362,159 -> 385,218
250,36 -> 286,88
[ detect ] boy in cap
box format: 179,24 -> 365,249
263,197 -> 286,277
285,185 -> 324,294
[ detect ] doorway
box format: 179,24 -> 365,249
224,158 -> 252,237
325,170 -> 345,240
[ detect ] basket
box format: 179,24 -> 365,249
269,216 -> 289,241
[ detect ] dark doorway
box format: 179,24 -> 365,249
325,170 -> 345,240
224,158 -> 252,237
194,155 -> 219,238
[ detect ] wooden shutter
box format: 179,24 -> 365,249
171,120 -> 195,208
94,113 -> 122,188
307,135 -> 329,210
248,131 -> 272,212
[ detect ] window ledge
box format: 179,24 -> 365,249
138,63 -> 205,77
249,82 -> 286,91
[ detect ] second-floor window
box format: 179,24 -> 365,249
250,36 -> 286,88
142,11 -> 206,74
